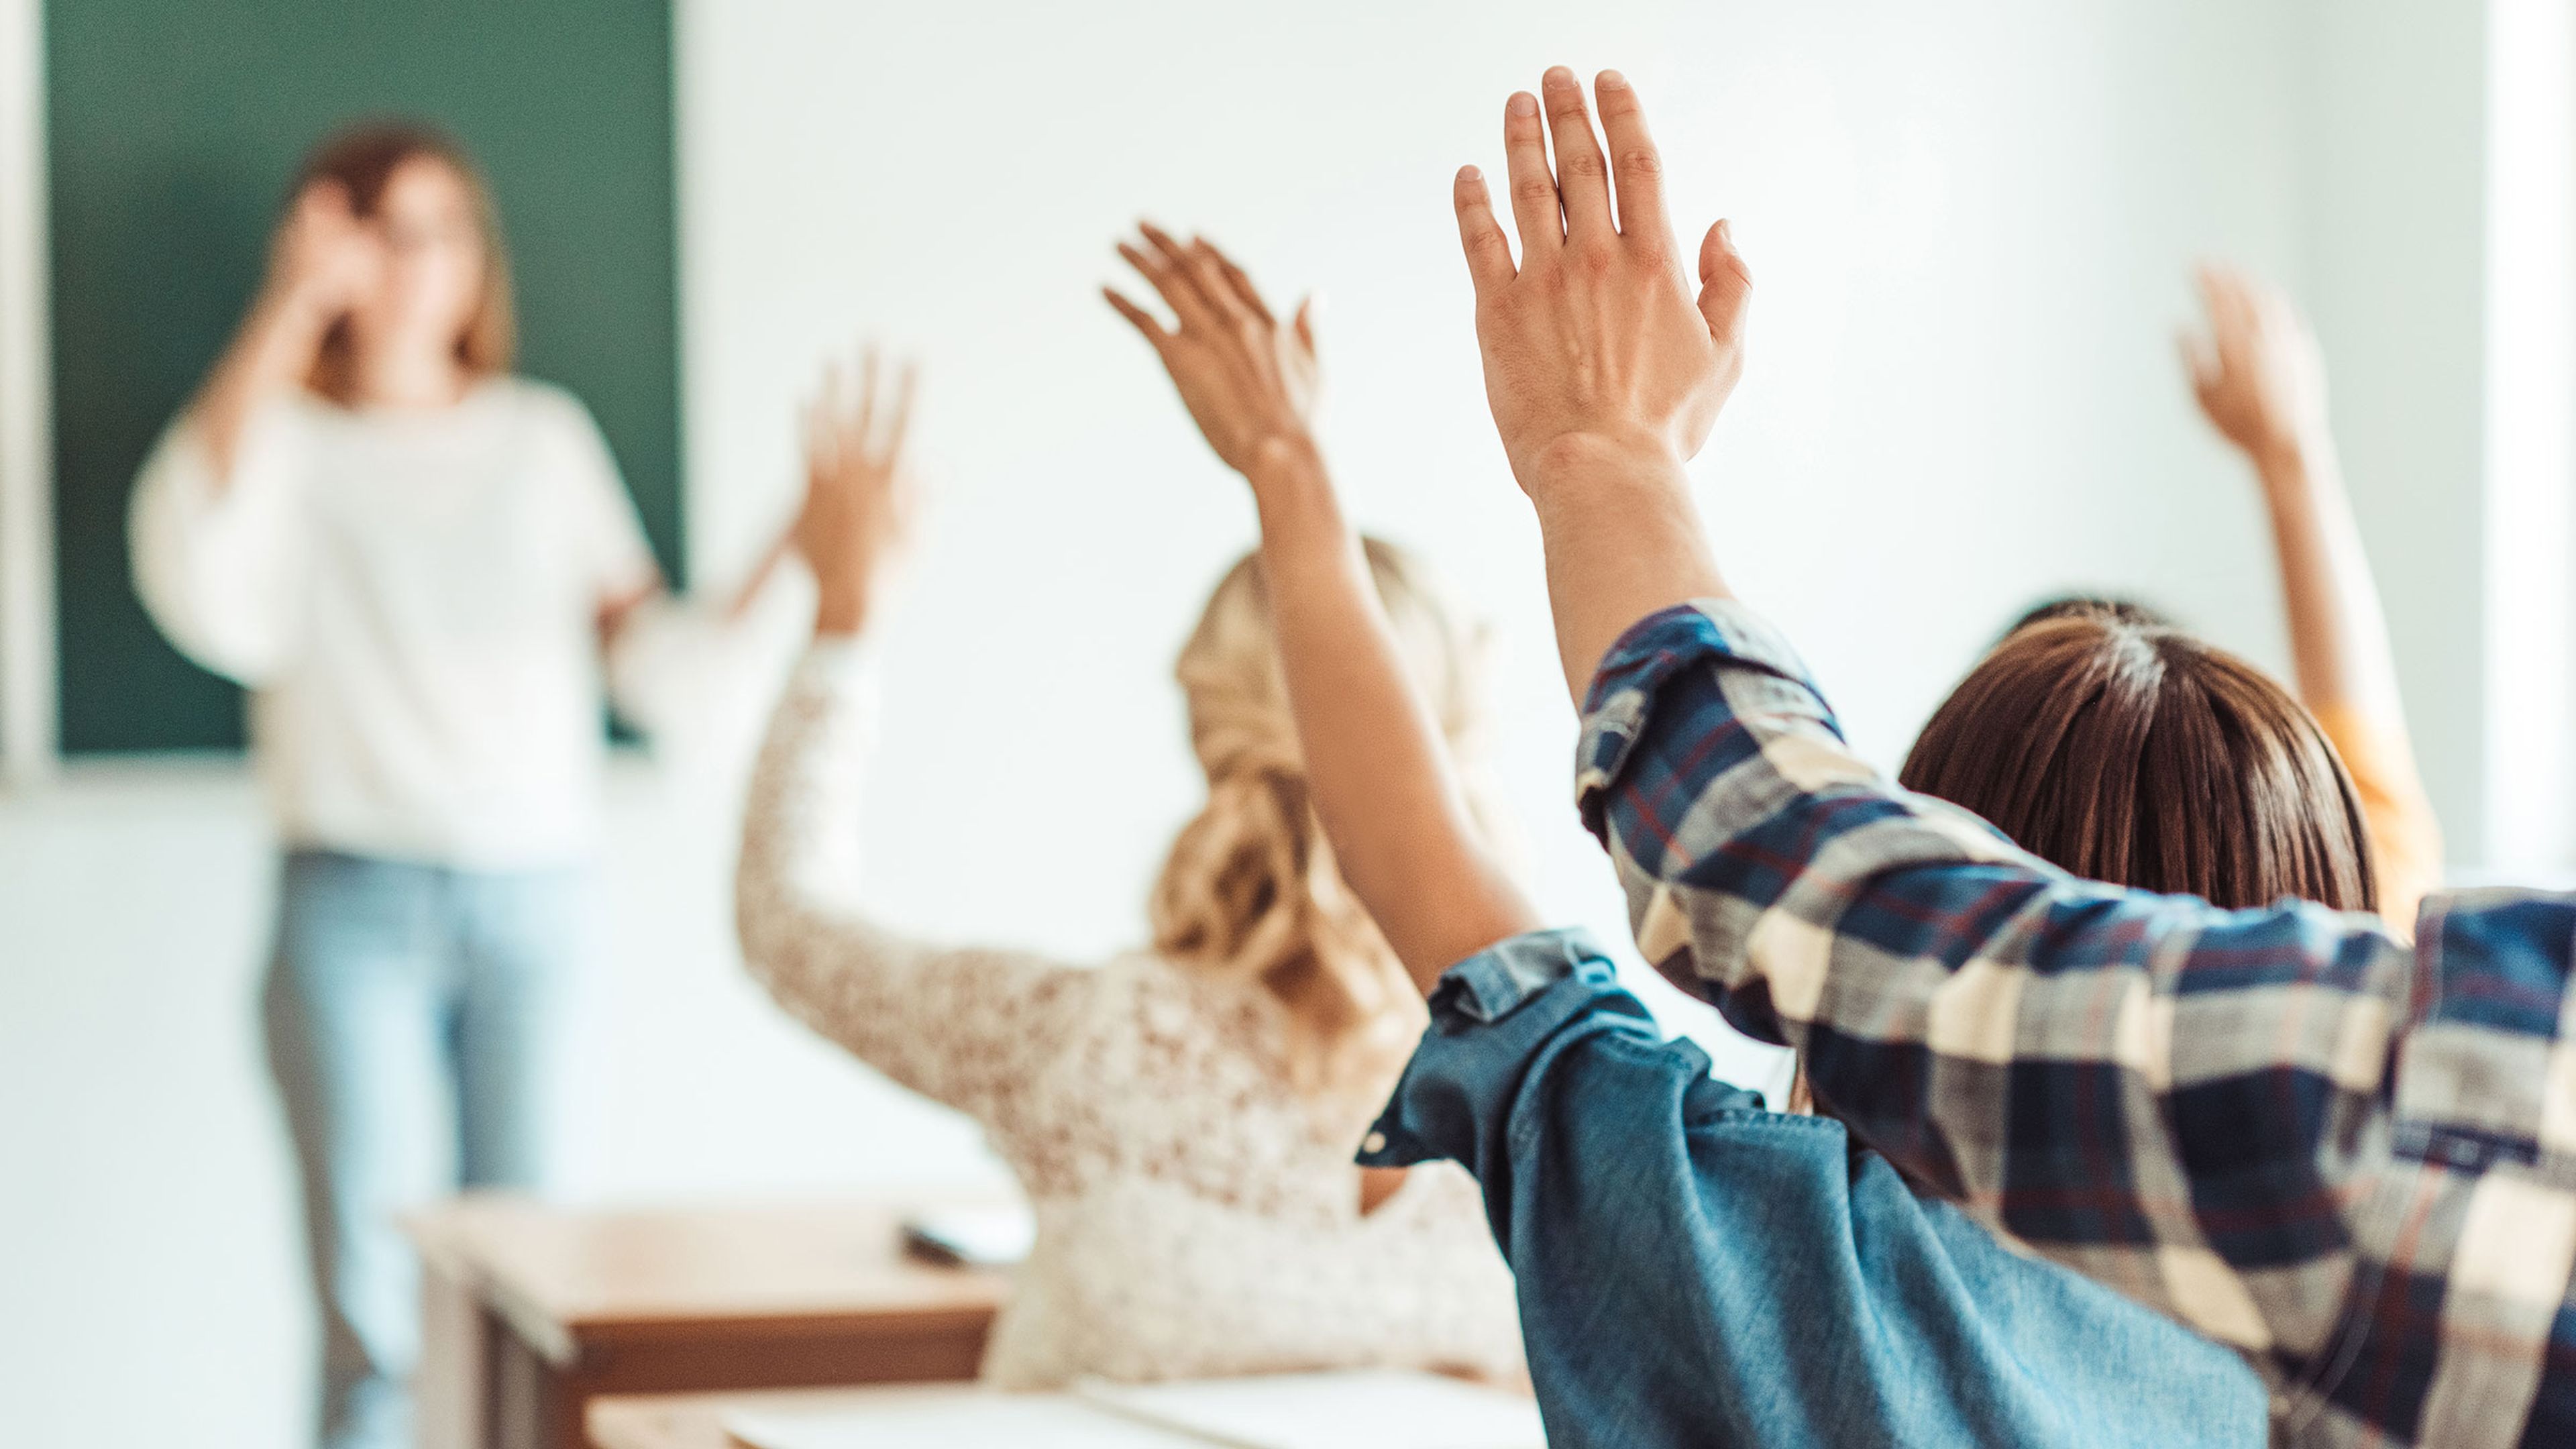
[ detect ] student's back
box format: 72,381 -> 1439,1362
735,380 -> 1521,1387
736,833 -> 1521,1386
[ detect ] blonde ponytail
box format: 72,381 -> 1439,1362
1148,540 -> 1497,1097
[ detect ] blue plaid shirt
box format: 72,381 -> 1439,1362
1576,601 -> 2576,1448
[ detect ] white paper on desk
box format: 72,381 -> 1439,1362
1075,1370 -> 1548,1449
726,1390 -> 1204,1448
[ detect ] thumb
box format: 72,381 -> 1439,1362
1294,294 -> 1319,354
1697,219 -> 1752,341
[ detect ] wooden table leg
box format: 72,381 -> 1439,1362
419,1258 -> 492,1449
484,1327 -> 587,1449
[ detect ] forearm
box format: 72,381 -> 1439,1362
1523,433 -> 1732,706
728,528 -> 802,622
1248,443 -> 1541,991
2254,439 -> 2407,729
2257,442 -> 2442,924
602,553 -> 818,739
193,289 -> 331,488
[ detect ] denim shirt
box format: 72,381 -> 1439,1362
1359,928 -> 2267,1448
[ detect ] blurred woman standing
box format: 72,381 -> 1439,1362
129,123 -> 774,1449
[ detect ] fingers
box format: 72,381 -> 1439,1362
804,364 -> 844,484
1200,239 -> 1273,324
879,360 -> 919,465
296,178 -> 354,223
1454,166 -> 1515,296
2178,329 -> 2220,401
1541,66 -> 1613,244
1695,219 -> 1752,339
1502,91 -> 1561,258
2192,262 -> 2222,328
1593,70 -> 1668,244
1121,223 -> 1217,333
1138,221 -> 1225,328
1116,241 -> 1187,325
1293,295 -> 1317,356
2198,262 -> 2256,347
1104,286 -> 1170,347
854,347 -> 881,449
1179,237 -> 1251,326
2242,270 -> 2311,342
800,396 -> 826,486
809,347 -> 919,477
1118,225 -> 1281,341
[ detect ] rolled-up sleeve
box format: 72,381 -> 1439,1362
1360,928 -> 1699,1256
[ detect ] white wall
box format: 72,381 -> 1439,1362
2,2 -> 2506,1444
2481,0 -> 2576,873
670,0 -> 2322,1099
2294,0 -> 2496,863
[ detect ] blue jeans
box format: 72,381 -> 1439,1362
1362,928 -> 2269,1448
264,850 -> 586,1449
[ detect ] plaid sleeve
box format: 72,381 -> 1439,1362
1572,601 -> 2449,1421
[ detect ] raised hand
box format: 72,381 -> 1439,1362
1453,68 -> 1750,488
795,348 -> 919,637
266,180 -> 380,322
2182,264 -> 2330,473
1106,224 -> 1320,482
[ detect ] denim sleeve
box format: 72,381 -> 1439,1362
1362,928 -> 2269,1449
1360,926 -> 1760,1261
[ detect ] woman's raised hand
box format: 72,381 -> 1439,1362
2182,264 -> 2330,474
796,349 -> 918,637
266,180 -> 380,323
1106,225 -> 1320,484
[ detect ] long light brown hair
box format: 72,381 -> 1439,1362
1148,539 -> 1499,1099
1900,608 -> 2376,912
292,121 -> 515,402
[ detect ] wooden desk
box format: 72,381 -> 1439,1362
408,1193 -> 1010,1449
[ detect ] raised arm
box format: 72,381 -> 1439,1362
2182,265 -> 2442,932
127,182 -> 375,682
1106,227 -> 1538,987
1453,70 -> 2420,1367
735,355 -> 1097,1137
194,181 -> 376,486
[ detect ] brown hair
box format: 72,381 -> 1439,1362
293,121 -> 515,401
1899,608 -> 2376,912
1149,539 -> 1500,1104
2003,594 -> 2175,639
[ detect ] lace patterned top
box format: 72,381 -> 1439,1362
735,643 -> 1525,1390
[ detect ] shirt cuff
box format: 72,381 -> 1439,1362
1574,600 -> 1841,844
1358,926 -> 1627,1168
795,634 -> 877,694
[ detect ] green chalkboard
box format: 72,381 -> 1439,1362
46,0 -> 681,753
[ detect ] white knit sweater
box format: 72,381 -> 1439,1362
733,643 -> 1525,1390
